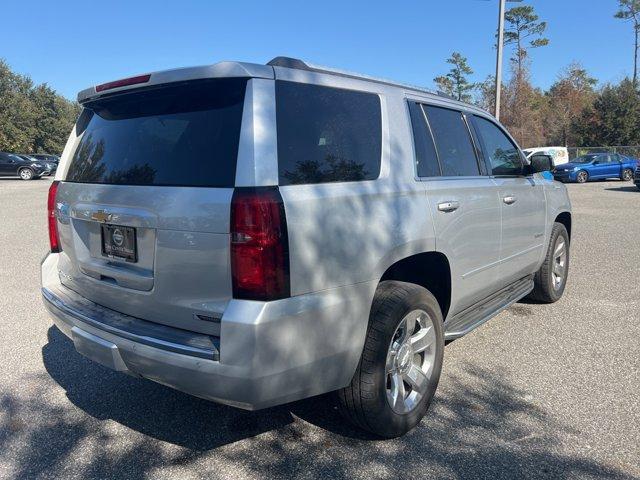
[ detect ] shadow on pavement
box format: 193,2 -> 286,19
604,185 -> 639,193
0,325 -> 634,479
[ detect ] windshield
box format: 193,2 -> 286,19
573,154 -> 601,164
66,78 -> 247,187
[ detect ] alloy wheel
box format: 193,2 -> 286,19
551,236 -> 567,290
385,309 -> 437,414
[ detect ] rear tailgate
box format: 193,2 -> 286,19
54,78 -> 247,335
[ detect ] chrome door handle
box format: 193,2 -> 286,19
503,196 -> 517,205
437,201 -> 460,213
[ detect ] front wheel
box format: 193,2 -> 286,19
337,281 -> 444,438
527,223 -> 570,303
576,171 -> 588,183
19,168 -> 34,180
622,168 -> 633,181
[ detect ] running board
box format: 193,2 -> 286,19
444,275 -> 534,340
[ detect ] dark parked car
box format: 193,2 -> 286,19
29,154 -> 60,175
634,166 -> 640,191
0,152 -> 48,180
17,155 -> 53,176
553,153 -> 638,183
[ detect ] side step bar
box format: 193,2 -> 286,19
444,275 -> 534,340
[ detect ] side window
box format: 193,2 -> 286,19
408,102 -> 440,177
423,106 -> 480,177
276,81 -> 382,186
473,116 -> 523,176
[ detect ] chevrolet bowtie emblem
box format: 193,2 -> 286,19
91,210 -> 112,223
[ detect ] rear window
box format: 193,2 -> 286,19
424,106 -> 480,177
276,81 -> 381,186
66,78 -> 247,187
408,102 -> 440,177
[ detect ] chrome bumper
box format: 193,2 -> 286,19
41,253 -> 373,410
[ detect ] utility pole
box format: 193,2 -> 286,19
495,0 -> 506,120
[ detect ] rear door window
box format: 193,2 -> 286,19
408,102 -> 440,177
424,106 -> 480,177
472,116 -> 523,176
65,78 -> 247,187
276,81 -> 381,185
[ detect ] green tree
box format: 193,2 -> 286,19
614,0 -> 640,88
0,58 -> 79,154
504,5 -> 549,79
573,79 -> 640,146
545,63 -> 597,146
434,52 -> 475,102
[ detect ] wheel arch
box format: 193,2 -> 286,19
555,211 -> 572,241
379,251 -> 452,320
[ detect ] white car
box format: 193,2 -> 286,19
523,147 -> 569,166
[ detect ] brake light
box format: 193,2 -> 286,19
48,180 -> 60,253
95,74 -> 151,92
230,187 -> 290,301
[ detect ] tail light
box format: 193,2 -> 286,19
230,187 -> 290,301
48,180 -> 61,253
95,74 -> 151,92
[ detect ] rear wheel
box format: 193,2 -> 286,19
337,281 -> 444,438
576,171 -> 588,183
622,168 -> 633,181
19,168 -> 34,180
528,222 -> 570,303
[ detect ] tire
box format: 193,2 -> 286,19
576,170 -> 588,183
19,168 -> 34,180
622,168 -> 633,181
337,281 -> 444,438
527,223 -> 570,303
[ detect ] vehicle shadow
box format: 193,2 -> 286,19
0,325 -> 634,479
604,185 -> 639,193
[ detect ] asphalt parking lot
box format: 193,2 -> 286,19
0,176 -> 638,480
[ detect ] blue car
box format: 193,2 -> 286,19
553,153 -> 639,183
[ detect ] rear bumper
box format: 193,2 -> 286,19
41,253 -> 373,410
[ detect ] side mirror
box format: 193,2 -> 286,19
529,154 -> 554,174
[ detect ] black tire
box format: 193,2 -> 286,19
18,168 -> 34,180
528,223 -> 570,303
576,170 -> 588,183
337,281 -> 444,438
622,168 -> 633,181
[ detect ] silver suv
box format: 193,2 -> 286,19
41,57 -> 572,438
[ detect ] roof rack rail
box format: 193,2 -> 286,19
267,56 -> 447,99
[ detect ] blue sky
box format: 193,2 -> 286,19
2,0 -> 634,100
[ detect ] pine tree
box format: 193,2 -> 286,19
434,52 -> 475,102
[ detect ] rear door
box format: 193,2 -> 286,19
55,78 -> 248,334
591,154 -> 618,178
472,115 -> 547,286
412,103 -> 502,313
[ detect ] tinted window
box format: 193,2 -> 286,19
66,78 -> 247,187
473,116 -> 523,176
408,103 -> 440,177
276,81 -> 381,185
424,106 -> 479,177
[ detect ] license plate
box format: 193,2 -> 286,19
101,224 -> 137,262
